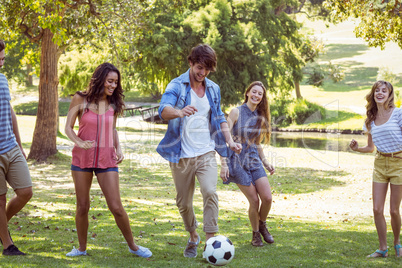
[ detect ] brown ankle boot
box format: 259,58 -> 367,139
251,231 -> 263,247
259,220 -> 274,244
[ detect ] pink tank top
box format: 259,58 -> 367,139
72,105 -> 117,169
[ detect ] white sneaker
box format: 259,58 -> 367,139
129,245 -> 152,258
66,247 -> 87,257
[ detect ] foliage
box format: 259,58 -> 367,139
1,35 -> 40,85
13,101 -> 71,116
288,99 -> 325,124
305,62 -> 345,87
325,0 -> 402,49
0,0 -> 148,160
131,0 -> 306,105
376,67 -> 400,85
271,98 -> 326,126
270,98 -> 293,126
58,47 -> 107,97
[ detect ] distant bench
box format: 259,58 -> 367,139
124,105 -> 143,116
124,105 -> 167,124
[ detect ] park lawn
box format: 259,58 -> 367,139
0,116 -> 401,267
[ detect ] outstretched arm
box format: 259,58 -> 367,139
221,108 -> 242,154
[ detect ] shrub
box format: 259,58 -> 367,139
270,99 -> 292,127
288,99 -> 325,125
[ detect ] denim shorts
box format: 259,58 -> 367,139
71,165 -> 118,175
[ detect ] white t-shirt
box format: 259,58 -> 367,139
364,108 -> 402,153
181,89 -> 215,158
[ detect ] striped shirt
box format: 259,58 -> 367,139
0,73 -> 17,154
364,108 -> 402,153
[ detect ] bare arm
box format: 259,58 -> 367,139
221,108 -> 242,153
10,105 -> 26,158
220,108 -> 241,181
113,115 -> 124,164
257,144 -> 275,175
161,105 -> 198,120
349,133 -> 375,153
64,94 -> 94,149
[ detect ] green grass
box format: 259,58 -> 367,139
13,101 -> 71,116
0,141 -> 400,267
0,119 -> 398,267
124,90 -> 159,103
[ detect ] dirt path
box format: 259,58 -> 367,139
218,147 -> 378,222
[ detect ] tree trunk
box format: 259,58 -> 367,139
26,64 -> 33,87
295,80 -> 302,99
28,29 -> 60,161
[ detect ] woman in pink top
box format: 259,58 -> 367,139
64,63 -> 152,258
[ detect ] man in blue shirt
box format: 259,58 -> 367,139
157,44 -> 241,258
0,40 -> 33,256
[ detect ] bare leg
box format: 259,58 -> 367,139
390,184 -> 402,256
0,194 -> 12,249
96,171 -> 139,251
237,184 -> 260,232
205,232 -> 214,241
254,177 -> 272,222
72,171 -> 93,252
5,187 -> 32,222
371,182 -> 388,256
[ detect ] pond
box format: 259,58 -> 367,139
270,131 -> 367,153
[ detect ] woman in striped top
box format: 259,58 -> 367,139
350,80 -> 402,258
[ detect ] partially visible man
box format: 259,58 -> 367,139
157,44 -> 241,258
0,39 -> 33,256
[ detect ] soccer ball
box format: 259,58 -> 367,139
203,235 -> 235,266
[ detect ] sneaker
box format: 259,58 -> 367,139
183,235 -> 200,258
3,245 -> 26,256
129,245 -> 152,258
66,247 -> 87,257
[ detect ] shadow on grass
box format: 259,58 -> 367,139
319,65 -> 378,92
319,44 -> 369,62
268,167 -> 347,194
2,153 -> 386,268
3,213 -> 398,267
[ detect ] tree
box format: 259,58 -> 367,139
132,0 -> 306,106
0,34 -> 39,87
325,0 -> 402,49
0,0 -> 144,161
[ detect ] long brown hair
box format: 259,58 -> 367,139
365,80 -> 395,131
243,81 -> 271,144
77,62 -> 125,116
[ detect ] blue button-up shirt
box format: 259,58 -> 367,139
157,69 -> 228,163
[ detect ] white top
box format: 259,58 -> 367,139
181,89 -> 215,158
364,108 -> 402,153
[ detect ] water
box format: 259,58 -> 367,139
270,131 -> 368,152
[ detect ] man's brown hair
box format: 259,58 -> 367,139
187,44 -> 217,72
0,40 -> 5,52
